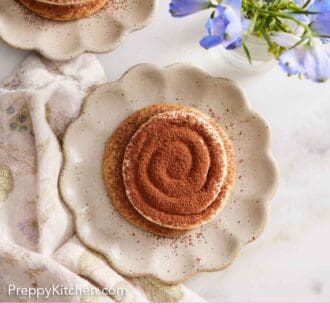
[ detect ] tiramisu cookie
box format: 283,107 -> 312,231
18,0 -> 108,21
103,104 -> 235,236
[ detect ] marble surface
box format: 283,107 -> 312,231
0,1 -> 329,302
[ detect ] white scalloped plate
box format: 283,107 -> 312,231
0,0 -> 156,61
60,63 -> 279,284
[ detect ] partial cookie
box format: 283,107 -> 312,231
103,104 -> 236,236
18,0 -> 108,21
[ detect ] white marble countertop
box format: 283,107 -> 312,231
1,1 -> 329,302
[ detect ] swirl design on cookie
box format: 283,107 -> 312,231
123,111 -> 228,229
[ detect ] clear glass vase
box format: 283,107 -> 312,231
220,36 -> 276,74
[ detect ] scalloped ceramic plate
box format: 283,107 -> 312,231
60,63 -> 279,284
0,0 -> 156,61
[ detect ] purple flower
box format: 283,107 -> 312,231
293,0 -> 330,11
308,0 -> 330,12
277,36 -> 330,82
290,1 -> 330,42
294,0 -> 330,24
312,12 -> 330,37
295,2 -> 330,42
200,0 -> 248,50
169,0 -> 211,17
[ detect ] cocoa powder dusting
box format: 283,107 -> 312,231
122,110 -> 233,229
12,0 -> 130,28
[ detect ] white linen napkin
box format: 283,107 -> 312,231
0,54 -> 204,303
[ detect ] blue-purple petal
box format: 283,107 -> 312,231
279,40 -> 330,82
279,47 -> 307,76
223,0 -> 242,13
312,12 -> 330,36
169,0 -> 211,17
200,35 -> 223,48
200,1 -> 246,50
308,0 -> 330,12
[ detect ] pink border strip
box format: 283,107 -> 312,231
1,303 -> 330,330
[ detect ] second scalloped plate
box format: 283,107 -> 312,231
60,63 -> 279,284
0,0 -> 156,61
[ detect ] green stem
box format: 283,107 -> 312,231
248,11 -> 259,34
261,29 -> 273,49
314,34 -> 330,39
257,9 -> 313,37
302,0 -> 312,9
289,35 -> 310,49
242,40 -> 252,64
